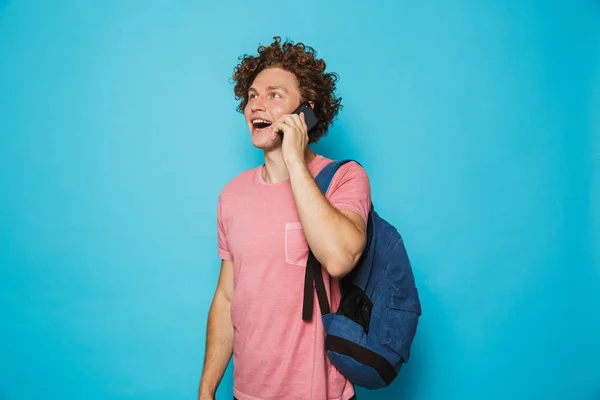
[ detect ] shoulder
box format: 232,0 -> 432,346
316,157 -> 371,198
312,155 -> 368,178
319,158 -> 372,223
329,159 -> 370,186
339,159 -> 368,176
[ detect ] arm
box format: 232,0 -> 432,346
271,112 -> 369,279
198,259 -> 234,400
287,160 -> 367,278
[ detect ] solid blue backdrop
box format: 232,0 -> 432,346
1,1 -> 599,399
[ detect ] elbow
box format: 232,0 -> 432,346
320,227 -> 367,279
327,265 -> 352,280
324,248 -> 363,279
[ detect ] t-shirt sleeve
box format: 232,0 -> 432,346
217,194 -> 233,261
325,162 -> 372,224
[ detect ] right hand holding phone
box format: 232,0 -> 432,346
271,112 -> 309,166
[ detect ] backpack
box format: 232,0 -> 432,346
302,159 -> 422,390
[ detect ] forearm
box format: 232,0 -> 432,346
287,160 -> 365,277
198,290 -> 234,398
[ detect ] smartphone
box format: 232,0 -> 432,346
278,101 -> 318,138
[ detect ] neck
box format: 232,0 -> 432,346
262,147 -> 317,184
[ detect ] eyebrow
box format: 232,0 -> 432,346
248,85 -> 288,93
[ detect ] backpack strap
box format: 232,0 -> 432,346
302,159 -> 358,321
314,159 -> 358,195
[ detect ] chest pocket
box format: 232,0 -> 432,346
285,222 -> 309,267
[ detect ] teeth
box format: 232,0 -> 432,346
252,119 -> 272,125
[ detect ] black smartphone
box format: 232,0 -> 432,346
278,101 -> 318,138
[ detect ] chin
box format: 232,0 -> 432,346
251,132 -> 278,150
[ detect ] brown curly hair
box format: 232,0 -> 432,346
232,36 -> 342,143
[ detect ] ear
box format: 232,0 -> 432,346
308,100 -> 315,109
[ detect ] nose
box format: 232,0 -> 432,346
250,97 -> 266,112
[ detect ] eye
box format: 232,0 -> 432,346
272,92 -> 281,99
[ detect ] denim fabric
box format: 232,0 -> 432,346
312,159 -> 422,390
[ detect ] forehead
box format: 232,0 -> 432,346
249,67 -> 299,92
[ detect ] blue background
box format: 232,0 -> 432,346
1,1 -> 599,399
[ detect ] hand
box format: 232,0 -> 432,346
271,112 -> 309,167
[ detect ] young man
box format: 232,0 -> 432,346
198,37 -> 371,400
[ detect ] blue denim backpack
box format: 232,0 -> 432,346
302,159 -> 422,390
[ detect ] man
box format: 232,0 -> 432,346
198,37 -> 371,400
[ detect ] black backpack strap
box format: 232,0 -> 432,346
302,159 -> 355,321
303,251 -> 331,320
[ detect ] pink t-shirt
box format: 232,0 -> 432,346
217,155 -> 371,400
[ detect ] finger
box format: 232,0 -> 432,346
285,114 -> 307,136
282,114 -> 302,131
294,113 -> 306,132
299,112 -> 308,131
271,120 -> 292,138
275,118 -> 300,138
293,113 -> 308,134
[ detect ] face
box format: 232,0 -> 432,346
244,67 -> 303,149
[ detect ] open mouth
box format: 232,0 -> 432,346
252,118 -> 272,132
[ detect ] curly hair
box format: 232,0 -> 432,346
232,36 -> 342,143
